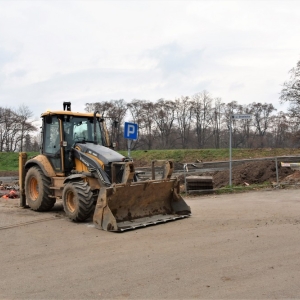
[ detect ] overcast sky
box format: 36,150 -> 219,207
0,0 -> 299,120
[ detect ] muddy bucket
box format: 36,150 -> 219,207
93,178 -> 191,232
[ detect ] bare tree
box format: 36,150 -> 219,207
108,100 -> 128,149
249,102 -> 277,147
17,104 -> 37,151
140,101 -> 155,150
0,106 -> 37,152
127,99 -> 145,150
85,100 -> 127,149
191,91 -> 214,148
153,99 -> 176,149
212,98 -> 224,149
127,99 -> 156,150
0,108 -> 18,151
280,60 -> 300,128
222,101 -> 244,148
0,107 -> 4,151
237,104 -> 253,148
269,111 -> 290,148
175,96 -> 193,148
85,101 -> 111,116
280,60 -> 300,106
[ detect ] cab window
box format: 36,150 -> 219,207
44,116 -> 60,154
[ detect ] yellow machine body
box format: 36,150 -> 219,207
19,103 -> 191,232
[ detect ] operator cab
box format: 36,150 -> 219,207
41,102 -> 107,175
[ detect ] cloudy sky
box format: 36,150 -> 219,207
0,0 -> 299,120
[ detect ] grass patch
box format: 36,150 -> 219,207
121,148 -> 300,163
1,148 -> 300,171
0,152 -> 38,171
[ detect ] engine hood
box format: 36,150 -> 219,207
77,143 -> 125,165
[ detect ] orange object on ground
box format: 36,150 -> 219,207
1,190 -> 18,199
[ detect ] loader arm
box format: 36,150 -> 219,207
72,147 -> 111,186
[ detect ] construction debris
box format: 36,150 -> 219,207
1,190 -> 19,199
185,176 -> 214,193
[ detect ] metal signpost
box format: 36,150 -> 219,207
229,114 -> 252,186
124,122 -> 138,158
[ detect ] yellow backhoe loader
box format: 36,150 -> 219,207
19,102 -> 191,232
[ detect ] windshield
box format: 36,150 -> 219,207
63,116 -> 104,145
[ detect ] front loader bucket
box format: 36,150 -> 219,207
93,178 -> 191,232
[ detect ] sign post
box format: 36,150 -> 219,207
124,122 -> 138,159
229,114 -> 252,187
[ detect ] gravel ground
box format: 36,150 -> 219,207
1,188 -> 300,299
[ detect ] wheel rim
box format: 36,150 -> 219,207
66,190 -> 76,213
29,177 -> 39,201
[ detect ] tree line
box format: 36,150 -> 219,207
0,105 -> 39,152
1,59 -> 300,152
84,94 -> 291,151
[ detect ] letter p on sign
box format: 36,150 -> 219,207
124,122 -> 138,140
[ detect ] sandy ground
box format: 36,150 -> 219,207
1,188 -> 300,299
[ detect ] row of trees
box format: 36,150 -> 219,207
1,59 -> 300,152
85,94 -> 296,150
0,105 -> 39,152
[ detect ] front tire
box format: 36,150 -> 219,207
25,166 -> 55,211
62,181 -> 94,222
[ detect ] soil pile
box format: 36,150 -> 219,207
212,160 -> 295,188
280,170 -> 300,185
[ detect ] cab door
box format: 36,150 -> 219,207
43,115 -> 63,173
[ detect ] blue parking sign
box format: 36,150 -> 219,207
124,122 -> 138,140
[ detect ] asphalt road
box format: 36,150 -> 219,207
1,188 -> 300,299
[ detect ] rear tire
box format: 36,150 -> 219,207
62,181 -> 94,222
25,166 -> 55,211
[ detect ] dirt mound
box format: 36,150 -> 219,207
281,170 -> 300,185
212,160 -> 295,188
